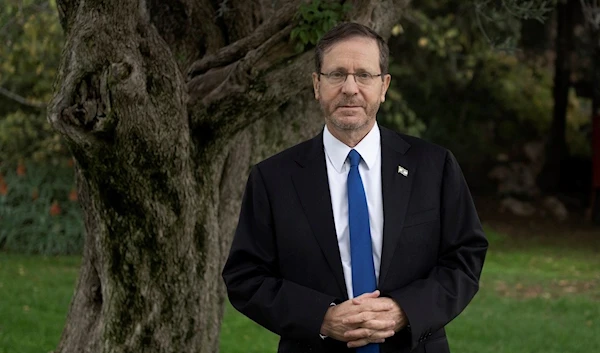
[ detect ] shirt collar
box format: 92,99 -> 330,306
323,122 -> 380,173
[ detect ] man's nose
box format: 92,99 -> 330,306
341,74 -> 359,95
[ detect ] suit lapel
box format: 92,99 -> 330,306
378,127 -> 415,287
291,133 -> 347,298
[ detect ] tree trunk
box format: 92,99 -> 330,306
47,1 -> 410,352
539,0 -> 576,192
591,27 -> 600,224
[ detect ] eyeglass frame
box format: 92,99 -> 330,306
318,71 -> 384,86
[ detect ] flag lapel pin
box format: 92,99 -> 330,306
398,165 -> 408,177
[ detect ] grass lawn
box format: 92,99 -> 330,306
1,226 -> 599,353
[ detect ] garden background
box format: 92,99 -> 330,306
1,1 -> 599,352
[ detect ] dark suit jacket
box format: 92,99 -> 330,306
222,126 -> 488,353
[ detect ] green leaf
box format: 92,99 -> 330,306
445,28 -> 459,39
309,31 -> 319,45
299,30 -> 308,44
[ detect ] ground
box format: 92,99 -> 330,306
0,196 -> 598,353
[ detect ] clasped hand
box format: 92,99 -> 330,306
320,290 -> 407,348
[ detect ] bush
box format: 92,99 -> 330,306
388,2 -> 590,170
0,110 -> 70,165
0,0 -> 68,165
0,161 -> 84,255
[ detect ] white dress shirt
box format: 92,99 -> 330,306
323,123 -> 384,299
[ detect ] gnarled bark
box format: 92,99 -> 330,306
48,1 -> 411,352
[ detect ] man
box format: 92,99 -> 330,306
222,22 -> 487,353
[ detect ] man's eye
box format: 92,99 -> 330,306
330,72 -> 345,79
357,73 -> 371,79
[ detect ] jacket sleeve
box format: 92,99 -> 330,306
384,151 -> 488,350
222,165 -> 338,345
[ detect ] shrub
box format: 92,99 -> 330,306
0,160 -> 84,255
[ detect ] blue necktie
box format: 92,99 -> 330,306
347,149 -> 379,353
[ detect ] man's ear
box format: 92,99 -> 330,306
312,72 -> 320,100
380,74 -> 391,102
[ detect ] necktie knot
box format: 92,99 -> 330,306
348,149 -> 361,167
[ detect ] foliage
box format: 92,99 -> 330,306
379,91 -> 427,138
378,59 -> 427,137
0,0 -> 67,164
0,1 -> 75,256
579,0 -> 600,30
472,0 -> 556,50
565,93 -> 592,157
388,0 -> 589,169
0,161 -> 84,255
0,110 -> 70,164
0,0 -> 63,106
290,0 -> 352,53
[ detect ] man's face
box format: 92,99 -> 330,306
312,36 -> 391,134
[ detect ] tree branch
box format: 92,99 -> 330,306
56,0 -> 81,32
580,0 -> 600,30
220,0 -> 263,42
188,23 -> 295,108
186,1 -> 299,78
187,0 -> 412,141
147,0 -> 226,70
0,86 -> 46,109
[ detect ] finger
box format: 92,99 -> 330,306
347,338 -> 370,348
352,290 -> 380,305
344,328 -> 373,341
358,319 -> 397,331
356,298 -> 395,312
343,312 -> 395,329
344,327 -> 395,341
342,311 -> 375,325
350,329 -> 395,340
347,337 -> 387,348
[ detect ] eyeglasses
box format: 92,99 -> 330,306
319,71 -> 383,86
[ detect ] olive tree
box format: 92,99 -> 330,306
48,1 -> 410,352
